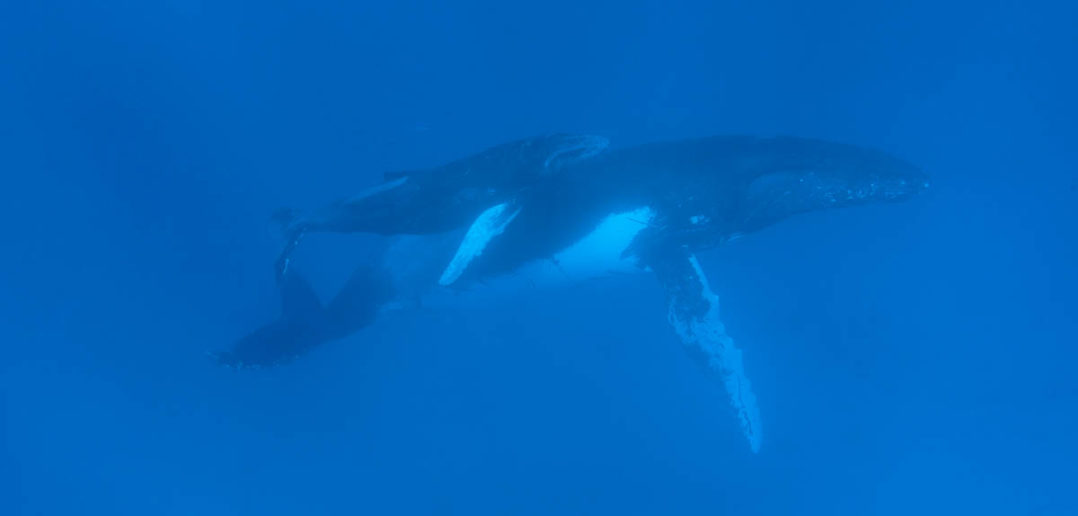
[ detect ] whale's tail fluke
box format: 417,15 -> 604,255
214,265 -> 394,369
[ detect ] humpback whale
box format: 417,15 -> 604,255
222,134 -> 928,452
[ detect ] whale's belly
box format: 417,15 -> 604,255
515,206 -> 654,287
385,206 -> 655,311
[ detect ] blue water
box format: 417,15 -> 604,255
2,1 -> 1076,514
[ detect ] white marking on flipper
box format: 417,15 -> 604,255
668,255 -> 763,453
439,202 -> 521,286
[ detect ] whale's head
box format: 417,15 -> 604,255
823,142 -> 928,203
739,137 -> 929,230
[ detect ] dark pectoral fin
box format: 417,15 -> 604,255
649,248 -> 763,453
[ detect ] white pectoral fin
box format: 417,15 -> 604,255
438,202 -> 521,286
654,252 -> 763,453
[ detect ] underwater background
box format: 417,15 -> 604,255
2,0 -> 1076,514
